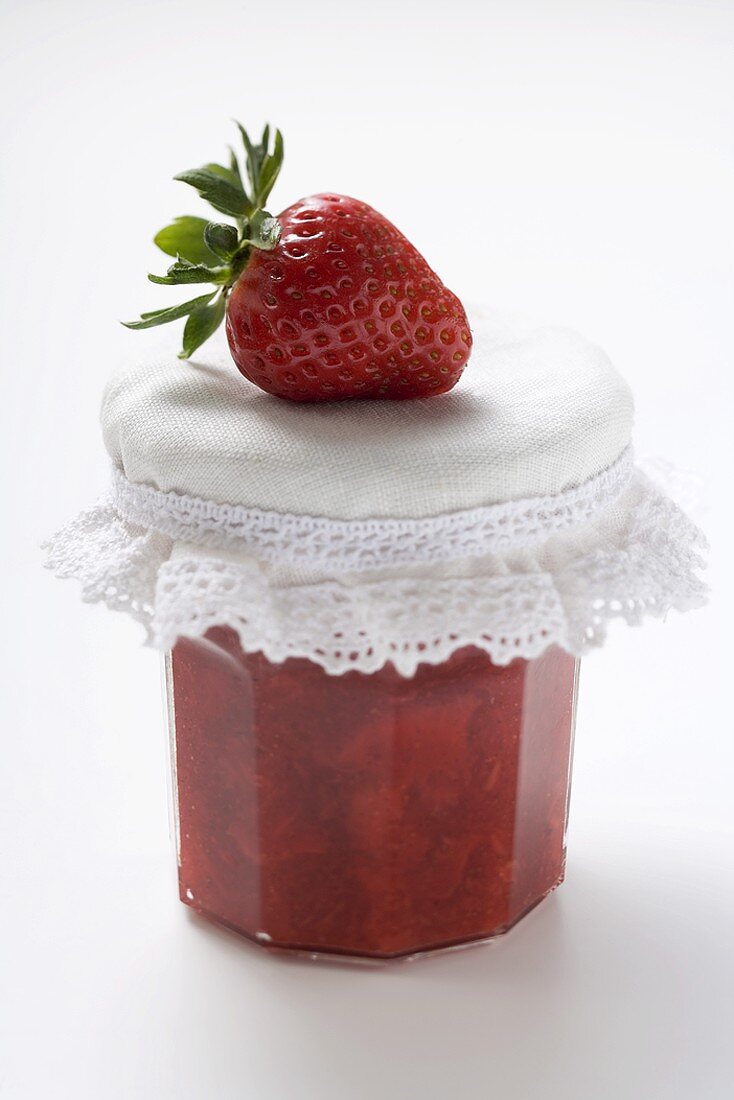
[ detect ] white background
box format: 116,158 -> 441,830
1,1 -> 733,1097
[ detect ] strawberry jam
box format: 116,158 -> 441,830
167,628 -> 578,959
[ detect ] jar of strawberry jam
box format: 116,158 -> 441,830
46,309 -> 707,961
166,633 -> 579,957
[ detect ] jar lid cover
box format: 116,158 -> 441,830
46,308 -> 705,676
102,309 -> 634,521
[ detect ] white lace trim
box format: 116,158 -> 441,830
44,469 -> 707,676
110,446 -> 634,574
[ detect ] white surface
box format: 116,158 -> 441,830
101,312 -> 633,518
1,2 -> 732,1098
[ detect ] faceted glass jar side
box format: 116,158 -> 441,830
165,628 -> 579,960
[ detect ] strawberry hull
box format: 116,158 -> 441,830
226,194 -> 472,401
167,628 -> 578,960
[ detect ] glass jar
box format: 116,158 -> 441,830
165,627 -> 579,961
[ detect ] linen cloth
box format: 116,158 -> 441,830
46,309 -> 706,675
101,309 -> 634,520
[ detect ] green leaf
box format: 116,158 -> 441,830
179,293 -> 226,358
203,162 -> 243,189
204,221 -> 240,260
236,121 -> 260,193
122,291 -> 217,330
244,209 -> 281,251
235,121 -> 281,207
148,256 -> 230,285
201,122 -> 286,214
256,129 -> 284,207
154,216 -> 220,265
228,146 -> 243,187
174,168 -> 252,217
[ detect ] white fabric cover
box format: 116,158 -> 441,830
44,469 -> 706,676
45,308 -> 706,675
107,446 -> 634,572
101,309 -> 634,520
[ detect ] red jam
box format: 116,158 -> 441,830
168,628 -> 578,959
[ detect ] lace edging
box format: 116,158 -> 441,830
110,446 -> 633,573
44,471 -> 708,676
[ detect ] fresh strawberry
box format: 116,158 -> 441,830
226,194 -> 471,401
125,123 -> 472,402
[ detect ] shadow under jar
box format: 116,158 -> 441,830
166,627 -> 579,961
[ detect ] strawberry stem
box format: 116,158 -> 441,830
122,121 -> 284,358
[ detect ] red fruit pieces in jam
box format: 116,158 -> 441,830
169,630 -> 577,959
